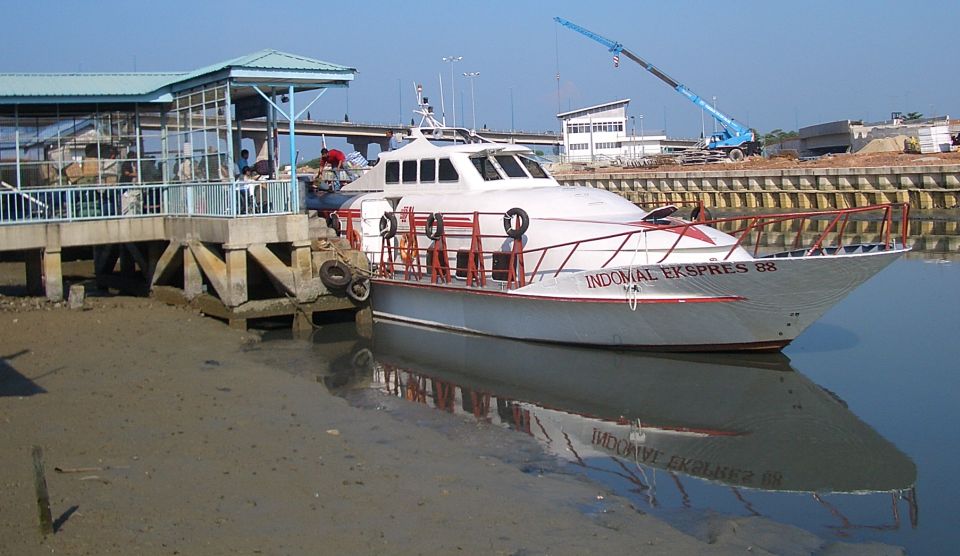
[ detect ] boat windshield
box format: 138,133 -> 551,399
495,155 -> 527,178
470,156 -> 503,181
519,155 -> 548,178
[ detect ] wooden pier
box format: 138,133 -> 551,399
0,214 -> 368,332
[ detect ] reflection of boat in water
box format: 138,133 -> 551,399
347,321 -> 918,530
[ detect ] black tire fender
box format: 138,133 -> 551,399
346,276 -> 371,303
503,207 -> 529,239
379,212 -> 398,239
319,260 -> 352,290
326,213 -> 341,236
425,212 -> 444,240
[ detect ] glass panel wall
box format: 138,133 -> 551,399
163,83 -> 231,184
0,106 -> 163,189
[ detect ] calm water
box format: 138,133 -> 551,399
305,255 -> 959,554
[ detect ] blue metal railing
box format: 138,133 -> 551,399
0,180 -> 295,225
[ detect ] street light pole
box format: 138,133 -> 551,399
463,71 -> 480,130
442,56 -> 462,129
629,115 -> 635,159
639,114 -> 644,157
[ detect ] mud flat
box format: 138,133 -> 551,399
0,263 -> 904,555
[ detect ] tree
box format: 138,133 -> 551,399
761,129 -> 798,146
904,112 -> 923,121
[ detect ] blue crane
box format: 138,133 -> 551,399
555,16 -> 760,161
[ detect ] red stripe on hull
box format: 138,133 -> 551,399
371,278 -> 744,304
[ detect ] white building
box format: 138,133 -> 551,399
557,99 -> 668,162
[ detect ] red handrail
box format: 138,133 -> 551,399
377,204 -> 910,290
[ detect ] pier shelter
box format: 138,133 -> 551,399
0,51 -> 365,329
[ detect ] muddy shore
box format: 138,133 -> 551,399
0,263 -> 904,555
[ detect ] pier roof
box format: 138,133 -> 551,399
0,50 -> 356,105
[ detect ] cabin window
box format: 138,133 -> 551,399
470,156 -> 502,181
438,158 -> 458,182
519,156 -> 548,178
495,155 -> 527,178
402,160 -> 418,184
385,161 -> 400,184
420,159 -> 436,183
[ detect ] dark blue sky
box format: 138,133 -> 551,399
6,0 -> 958,138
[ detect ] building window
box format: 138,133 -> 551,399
595,142 -> 622,149
569,143 -> 589,151
590,122 -> 624,133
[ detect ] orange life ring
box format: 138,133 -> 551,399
348,229 -> 362,250
398,234 -> 415,265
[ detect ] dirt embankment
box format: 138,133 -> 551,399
562,150 -> 960,174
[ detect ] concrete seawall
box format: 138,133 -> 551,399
554,164 -> 960,210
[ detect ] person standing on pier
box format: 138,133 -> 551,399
316,147 -> 346,191
119,150 -> 139,214
234,149 -> 251,178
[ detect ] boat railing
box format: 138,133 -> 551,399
377,203 -> 910,290
376,208 -> 527,288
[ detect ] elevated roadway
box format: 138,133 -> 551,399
139,116 -> 561,159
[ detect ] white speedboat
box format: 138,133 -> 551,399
309,95 -> 909,352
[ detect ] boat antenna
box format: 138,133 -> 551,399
555,24 -> 562,116
438,72 -> 446,127
412,83 -> 444,129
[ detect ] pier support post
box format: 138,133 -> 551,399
355,307 -> 373,339
291,240 -> 314,302
292,310 -> 313,336
43,248 -> 63,302
25,250 -> 43,296
224,244 -> 248,307
183,245 -> 203,299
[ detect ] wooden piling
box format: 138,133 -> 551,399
31,445 -> 53,536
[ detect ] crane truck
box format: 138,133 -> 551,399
555,16 -> 761,162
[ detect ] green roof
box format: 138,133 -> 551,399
0,50 -> 356,104
184,49 -> 355,78
0,73 -> 183,99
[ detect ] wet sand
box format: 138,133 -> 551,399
0,264 -> 904,555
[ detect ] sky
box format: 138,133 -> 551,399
4,0 -> 959,141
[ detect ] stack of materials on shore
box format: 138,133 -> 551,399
918,126 -> 953,153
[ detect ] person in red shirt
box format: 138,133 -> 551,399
316,148 -> 346,190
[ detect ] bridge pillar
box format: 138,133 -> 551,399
247,132 -> 269,164
347,138 -> 381,160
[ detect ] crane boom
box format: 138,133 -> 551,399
554,16 -> 758,154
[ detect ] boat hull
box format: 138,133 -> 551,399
370,248 -> 904,351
